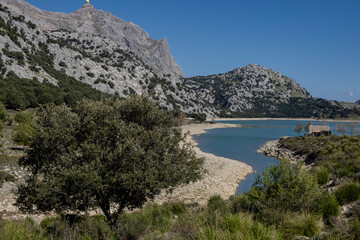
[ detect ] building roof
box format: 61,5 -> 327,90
309,125 -> 330,134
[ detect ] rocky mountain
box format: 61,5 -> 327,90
0,0 -> 358,118
0,0 -> 218,115
357,100 -> 360,104
2,0 -> 183,78
185,64 -> 310,113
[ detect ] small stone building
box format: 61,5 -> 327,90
308,123 -> 331,137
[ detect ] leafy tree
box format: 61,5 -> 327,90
189,113 -> 207,122
16,96 -> 204,225
295,122 -> 304,136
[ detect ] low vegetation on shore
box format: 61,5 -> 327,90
1,96 -> 360,239
0,157 -> 356,239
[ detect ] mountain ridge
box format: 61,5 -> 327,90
0,1 -> 359,118
2,0 -> 184,77
185,63 -> 310,112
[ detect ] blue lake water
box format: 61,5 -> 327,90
192,120 -> 359,194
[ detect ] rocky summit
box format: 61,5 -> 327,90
0,0 -> 357,118
185,64 -> 310,113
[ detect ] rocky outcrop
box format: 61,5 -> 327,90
257,139 -> 307,165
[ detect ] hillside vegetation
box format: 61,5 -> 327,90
2,106 -> 360,239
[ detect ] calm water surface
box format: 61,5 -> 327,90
193,120 -> 359,194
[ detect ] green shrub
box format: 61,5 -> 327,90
0,218 -> 45,240
86,72 -> 94,78
0,120 -> 3,131
281,212 -> 323,239
248,160 -> 318,211
253,208 -> 290,227
58,61 -> 67,68
207,195 -> 229,215
40,215 -> 113,240
318,192 -> 339,219
197,212 -> 280,240
350,219 -> 360,240
13,123 -> 35,146
166,202 -> 187,216
108,81 -> 114,88
335,181 -> 360,205
189,113 -> 207,122
229,194 -> 253,214
14,111 -> 34,124
116,203 -> 175,238
315,167 -> 330,185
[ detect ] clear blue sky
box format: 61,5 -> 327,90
26,0 -> 360,102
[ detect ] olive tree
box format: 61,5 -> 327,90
16,96 -> 204,225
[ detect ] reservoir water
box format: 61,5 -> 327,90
192,120 -> 360,194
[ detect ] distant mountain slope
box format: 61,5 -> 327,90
357,100 -> 360,104
185,64 -> 310,112
0,1 -> 359,118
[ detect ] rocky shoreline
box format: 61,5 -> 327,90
257,138 -> 307,165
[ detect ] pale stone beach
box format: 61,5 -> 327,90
154,123 -> 253,205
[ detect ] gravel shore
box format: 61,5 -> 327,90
0,123 -> 253,222
154,123 -> 253,205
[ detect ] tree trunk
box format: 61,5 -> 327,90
100,202 -> 113,224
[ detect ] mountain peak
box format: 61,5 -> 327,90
230,64 -> 268,75
75,1 -> 97,14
